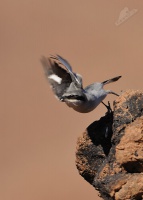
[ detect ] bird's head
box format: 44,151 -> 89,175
62,90 -> 87,107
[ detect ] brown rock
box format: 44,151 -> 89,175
116,116 -> 143,173
75,90 -> 143,200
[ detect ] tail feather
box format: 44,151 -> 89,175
102,76 -> 122,85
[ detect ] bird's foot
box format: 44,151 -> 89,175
102,101 -> 112,114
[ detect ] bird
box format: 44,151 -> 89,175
41,54 -> 121,113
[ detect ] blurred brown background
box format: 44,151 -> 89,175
0,1 -> 143,200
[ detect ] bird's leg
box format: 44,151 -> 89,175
108,90 -> 119,96
102,101 -> 112,113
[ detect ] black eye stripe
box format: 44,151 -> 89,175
75,96 -> 85,101
65,95 -> 85,101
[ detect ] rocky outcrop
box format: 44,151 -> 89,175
76,90 -> 143,200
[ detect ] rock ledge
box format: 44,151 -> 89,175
76,90 -> 143,200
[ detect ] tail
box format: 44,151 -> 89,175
102,76 -> 122,85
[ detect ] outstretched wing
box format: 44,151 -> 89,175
50,55 -> 83,88
41,56 -> 72,101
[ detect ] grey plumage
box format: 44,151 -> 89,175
41,55 -> 121,113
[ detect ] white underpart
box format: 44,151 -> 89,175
48,74 -> 62,84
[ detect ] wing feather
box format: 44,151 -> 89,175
41,56 -> 72,100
